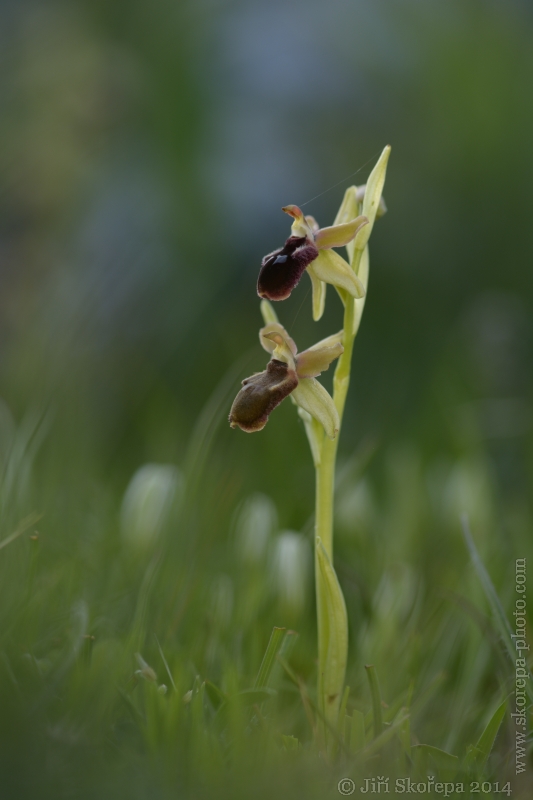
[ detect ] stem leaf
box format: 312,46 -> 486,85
316,537 -> 348,730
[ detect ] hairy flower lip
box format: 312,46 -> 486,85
228,359 -> 298,433
257,236 -> 319,301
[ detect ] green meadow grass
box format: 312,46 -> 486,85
0,365 -> 531,800
1,1 -> 533,797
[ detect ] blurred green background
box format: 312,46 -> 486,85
0,0 -> 532,797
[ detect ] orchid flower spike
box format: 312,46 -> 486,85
229,319 -> 343,439
257,205 -> 369,309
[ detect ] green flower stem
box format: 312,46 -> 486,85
315,287 -> 357,559
314,251 -> 362,746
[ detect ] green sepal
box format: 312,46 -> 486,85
292,379 -> 339,439
353,145 -> 391,252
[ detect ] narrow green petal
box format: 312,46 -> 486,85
310,250 -> 366,299
260,299 -> 279,325
296,343 -> 343,379
333,186 -> 359,227
305,330 -> 344,352
308,270 -> 326,321
353,145 -> 391,252
334,187 -> 362,264
314,215 -> 368,250
316,537 -> 348,729
352,245 -> 369,337
291,378 -> 339,439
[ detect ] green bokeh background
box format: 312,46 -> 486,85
0,1 -> 532,797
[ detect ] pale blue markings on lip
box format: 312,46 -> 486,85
273,255 -> 288,264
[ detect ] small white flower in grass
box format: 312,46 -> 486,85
120,463 -> 182,551
235,492 -> 277,564
271,531 -> 311,618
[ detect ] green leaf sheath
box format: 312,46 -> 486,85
316,537 -> 348,736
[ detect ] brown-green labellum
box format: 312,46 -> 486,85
229,359 -> 298,433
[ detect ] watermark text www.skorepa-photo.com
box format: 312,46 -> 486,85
512,557 -> 528,777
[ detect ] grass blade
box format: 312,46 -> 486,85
464,699 -> 507,769
365,664 -> 383,738
278,629 -> 299,661
350,710 -> 366,754
205,680 -> 227,710
362,709 -> 409,758
475,699 -> 506,764
155,635 -> 177,692
461,515 -> 533,703
254,627 -> 286,688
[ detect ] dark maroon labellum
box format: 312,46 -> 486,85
229,359 -> 299,433
257,236 -> 319,301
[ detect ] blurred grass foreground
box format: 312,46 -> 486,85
0,1 -> 532,798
